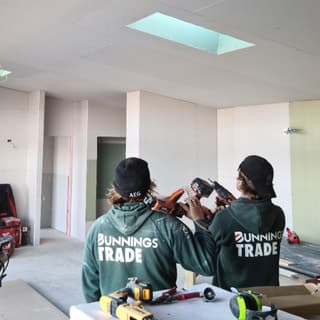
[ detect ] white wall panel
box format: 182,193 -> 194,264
217,103 -> 292,227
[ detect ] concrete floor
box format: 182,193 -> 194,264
5,228 -> 85,315
4,228 -> 307,317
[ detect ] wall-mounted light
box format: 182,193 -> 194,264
283,127 -> 302,135
7,139 -> 16,148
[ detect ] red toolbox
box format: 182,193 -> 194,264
0,184 -> 21,255
0,217 -> 21,248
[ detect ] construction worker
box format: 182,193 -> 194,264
82,157 -> 214,302
185,155 -> 285,290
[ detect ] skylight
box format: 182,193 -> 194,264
0,68 -> 11,78
127,12 -> 255,55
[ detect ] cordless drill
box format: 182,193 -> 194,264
286,227 -> 300,245
124,277 -> 153,302
190,177 -> 214,199
151,188 -> 186,217
151,178 -> 215,218
189,177 -> 215,219
100,278 -> 154,320
100,292 -> 154,320
210,180 -> 237,207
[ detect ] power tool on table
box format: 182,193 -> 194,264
0,235 -> 13,287
100,278 -> 154,320
100,292 -> 154,320
151,286 -> 216,304
123,277 -> 153,302
286,227 -> 300,245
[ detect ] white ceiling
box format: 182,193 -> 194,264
1,0 -> 320,108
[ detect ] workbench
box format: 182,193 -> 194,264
69,283 -> 305,320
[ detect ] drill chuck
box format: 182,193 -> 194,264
202,287 -> 216,302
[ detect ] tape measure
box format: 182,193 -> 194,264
229,291 -> 278,320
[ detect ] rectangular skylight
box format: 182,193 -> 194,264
0,69 -> 12,78
127,12 -> 255,55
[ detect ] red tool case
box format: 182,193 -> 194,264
0,184 -> 21,255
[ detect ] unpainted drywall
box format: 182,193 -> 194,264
290,101 -> 320,244
217,103 -> 292,228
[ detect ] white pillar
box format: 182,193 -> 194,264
70,100 -> 88,241
27,90 -> 45,246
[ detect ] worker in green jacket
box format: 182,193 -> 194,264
82,157 -> 215,302
185,155 -> 285,290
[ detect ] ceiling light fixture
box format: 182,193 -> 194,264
127,12 -> 255,55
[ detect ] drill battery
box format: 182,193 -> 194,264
100,291 -> 154,320
116,303 -> 154,320
125,277 -> 153,302
100,292 -> 128,316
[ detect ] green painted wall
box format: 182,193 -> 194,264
97,142 -> 126,199
290,101 -> 320,244
86,160 -> 97,221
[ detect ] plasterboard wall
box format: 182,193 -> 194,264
217,103 -> 292,227
126,90 -> 218,288
87,104 -> 126,160
0,87 -> 30,220
0,87 -> 45,245
127,90 -> 218,201
290,101 -> 320,244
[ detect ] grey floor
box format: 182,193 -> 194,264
5,228 -> 85,315
4,228 -> 306,316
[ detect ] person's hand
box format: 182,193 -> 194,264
211,205 -> 225,215
183,196 -> 206,221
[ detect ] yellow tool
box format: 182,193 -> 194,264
100,279 -> 154,320
116,303 -> 154,320
100,294 -> 154,320
100,292 -> 128,317
125,277 -> 153,302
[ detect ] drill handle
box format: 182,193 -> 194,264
213,181 -> 237,206
151,189 -> 186,216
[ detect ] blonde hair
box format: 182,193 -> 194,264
107,180 -> 157,206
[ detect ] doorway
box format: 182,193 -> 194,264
41,136 -> 72,235
96,137 -> 126,218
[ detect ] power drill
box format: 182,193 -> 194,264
124,277 -> 153,302
100,292 -> 154,320
190,177 -> 214,199
150,188 -> 186,217
151,178 -> 215,218
286,227 -> 300,245
100,278 -> 154,320
210,180 -> 237,207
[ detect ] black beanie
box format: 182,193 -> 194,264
239,155 -> 276,198
113,157 -> 151,199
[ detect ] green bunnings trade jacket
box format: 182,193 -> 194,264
82,202 -> 215,302
209,197 -> 285,290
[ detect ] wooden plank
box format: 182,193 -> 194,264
280,258 -> 296,267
